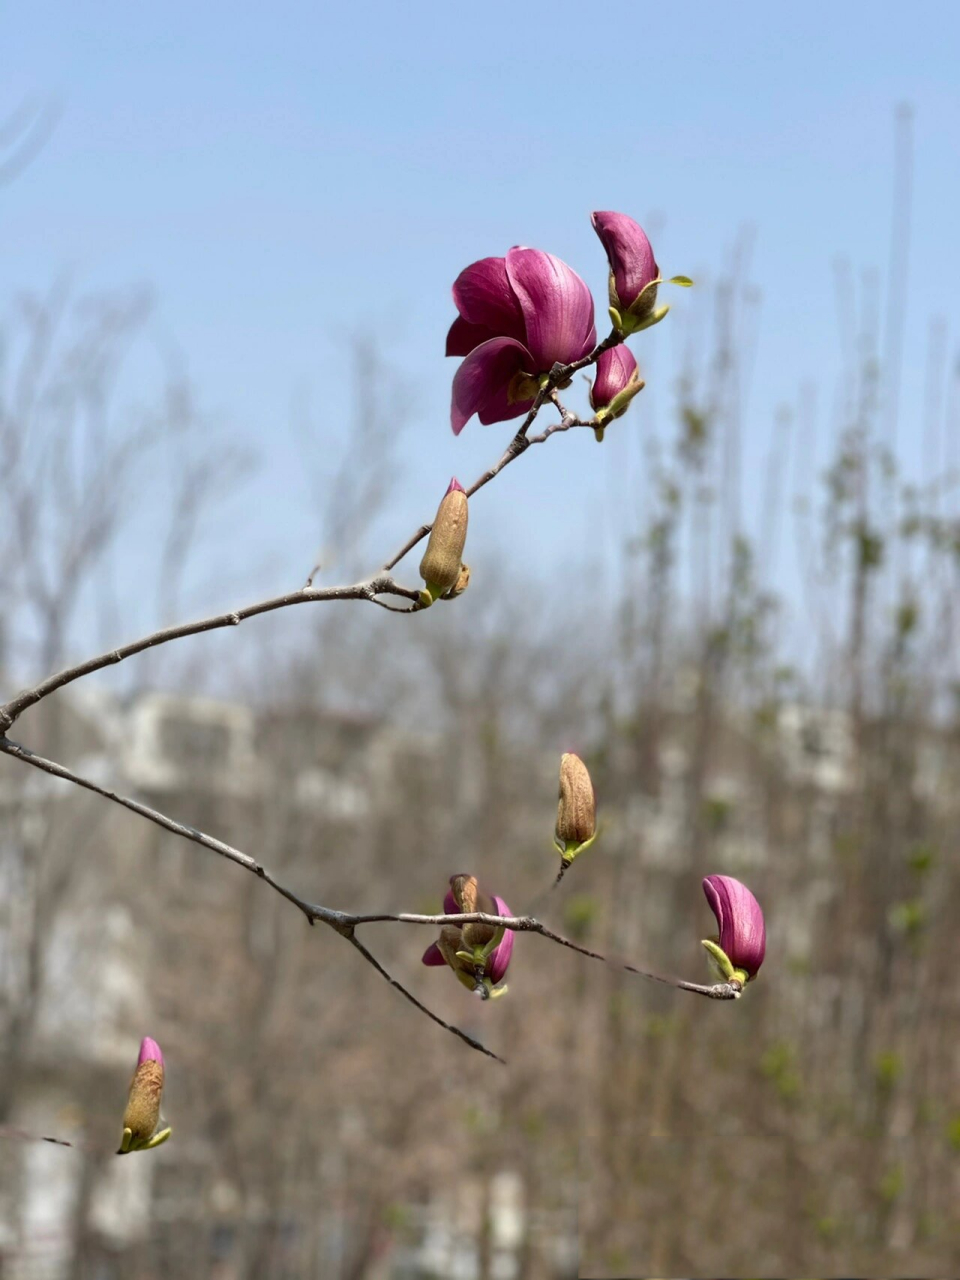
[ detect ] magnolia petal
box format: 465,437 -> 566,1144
421,941 -> 447,966
505,247 -> 596,370
446,315 -> 502,358
590,345 -> 639,411
451,256 -> 527,343
137,1036 -> 163,1068
450,337 -> 534,435
487,895 -> 514,985
702,874 -> 766,978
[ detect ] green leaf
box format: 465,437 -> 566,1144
667,275 -> 694,287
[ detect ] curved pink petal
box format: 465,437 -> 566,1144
702,875 -> 766,978
452,257 -> 527,344
421,942 -> 447,966
591,211 -> 659,311
450,336 -> 534,435
590,345 -> 639,410
137,1036 -> 163,1067
446,315 -> 502,358
505,248 -> 596,370
487,895 -> 514,984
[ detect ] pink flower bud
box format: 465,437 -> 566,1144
589,346 -> 643,425
591,211 -> 660,326
702,875 -> 766,980
122,1037 -> 165,1144
421,874 -> 514,994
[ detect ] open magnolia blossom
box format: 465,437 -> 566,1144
701,874 -> 767,989
118,1036 -> 171,1154
446,247 -> 596,434
422,874 -> 514,999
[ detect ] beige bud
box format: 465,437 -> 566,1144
556,753 -> 596,845
450,874 -> 497,950
419,481 -> 468,594
122,1059 -> 164,1142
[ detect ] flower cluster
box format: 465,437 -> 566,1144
445,210 -> 689,436
423,748 -> 766,1003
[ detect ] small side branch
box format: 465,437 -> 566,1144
0,575 -> 417,733
345,933 -> 505,1064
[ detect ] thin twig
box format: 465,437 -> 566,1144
345,932 -> 505,1064
0,738 -> 507,1057
0,1125 -> 109,1154
0,575 -> 419,733
382,329 -> 626,571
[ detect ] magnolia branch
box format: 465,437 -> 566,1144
0,325 -> 692,1073
0,730 -> 737,1073
0,333 -> 622,735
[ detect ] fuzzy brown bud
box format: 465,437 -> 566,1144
556,753 -> 596,847
450,873 -> 497,950
122,1059 -> 164,1143
419,478 -> 468,596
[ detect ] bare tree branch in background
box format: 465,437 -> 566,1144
0,96 -> 61,188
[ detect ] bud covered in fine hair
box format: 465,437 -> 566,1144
421,873 -> 513,998
555,752 -> 598,866
419,478 -> 468,602
118,1037 -> 171,1154
120,1034 -> 172,1157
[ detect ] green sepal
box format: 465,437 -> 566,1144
593,424 -> 606,443
559,829 -> 599,866
701,938 -> 735,981
487,980 -> 508,1000
667,275 -> 694,287
118,1124 -> 172,1155
608,306 -> 624,333
623,304 -> 670,335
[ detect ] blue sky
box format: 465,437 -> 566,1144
2,0 -> 959,659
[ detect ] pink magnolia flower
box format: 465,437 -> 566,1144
446,249 -> 596,435
422,875 -> 514,991
702,874 -> 766,980
591,211 -> 660,328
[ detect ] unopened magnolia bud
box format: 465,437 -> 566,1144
441,562 -> 471,600
420,478 -> 468,598
556,753 -> 597,863
450,873 -> 497,950
122,1038 -> 164,1144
